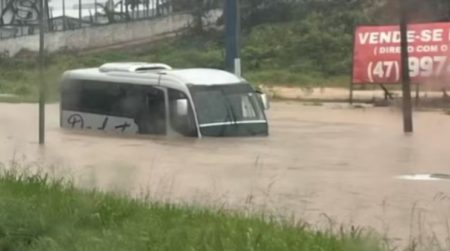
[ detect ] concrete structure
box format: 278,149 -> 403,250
0,11 -> 220,57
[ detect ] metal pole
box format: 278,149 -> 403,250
45,0 -> 51,31
156,0 -> 159,16
415,83 -> 420,106
145,0 -> 148,18
125,0 -> 129,20
38,0 -> 46,145
78,0 -> 82,28
349,82 -> 354,105
225,0 -> 240,73
94,0 -> 97,23
137,2 -> 139,19
120,0 -> 123,19
236,0 -> 241,74
349,27 -> 357,105
400,0 -> 413,133
62,0 -> 66,30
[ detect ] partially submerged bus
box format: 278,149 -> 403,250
60,62 -> 269,137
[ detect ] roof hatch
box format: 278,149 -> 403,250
99,62 -> 172,73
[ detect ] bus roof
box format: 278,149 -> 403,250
65,64 -> 245,86
163,69 -> 243,85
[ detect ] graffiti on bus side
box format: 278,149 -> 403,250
65,112 -> 137,134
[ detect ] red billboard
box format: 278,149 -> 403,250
353,22 -> 450,84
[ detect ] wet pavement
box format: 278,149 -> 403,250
1,102 -> 450,248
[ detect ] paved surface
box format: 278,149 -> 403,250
1,102 -> 450,248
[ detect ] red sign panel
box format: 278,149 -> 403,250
353,22 -> 450,84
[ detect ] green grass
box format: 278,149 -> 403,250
0,163 -> 387,251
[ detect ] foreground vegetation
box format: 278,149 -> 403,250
0,165 -> 388,251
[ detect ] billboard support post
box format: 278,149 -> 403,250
349,28 -> 356,105
415,84 -> 420,106
348,82 -> 354,105
400,0 -> 413,133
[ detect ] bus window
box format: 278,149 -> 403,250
62,80 -> 167,135
61,79 -> 83,112
134,87 -> 166,135
78,81 -> 121,115
169,89 -> 197,137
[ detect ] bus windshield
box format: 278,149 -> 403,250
189,83 -> 268,137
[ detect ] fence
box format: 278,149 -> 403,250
0,7 -> 222,57
0,0 -> 177,39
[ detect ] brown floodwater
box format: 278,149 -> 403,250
1,101 -> 450,248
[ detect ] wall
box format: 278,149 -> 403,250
0,0 -> 42,38
0,13 -> 193,57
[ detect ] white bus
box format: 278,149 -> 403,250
60,62 -> 269,137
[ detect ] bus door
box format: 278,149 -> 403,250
132,86 -> 167,135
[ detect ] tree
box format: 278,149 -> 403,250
239,0 -> 292,30
96,0 -> 124,23
376,0 -> 450,24
172,0 -> 221,33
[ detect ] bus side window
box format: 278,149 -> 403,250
134,87 -> 167,135
61,80 -> 81,111
78,81 -> 120,115
115,86 -> 141,118
168,89 -> 197,137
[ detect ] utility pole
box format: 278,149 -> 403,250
94,0 -> 97,24
400,0 -> 413,133
79,0 -> 82,27
62,0 -> 66,30
225,0 -> 241,76
38,0 -> 46,145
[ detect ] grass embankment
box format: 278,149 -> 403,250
0,24 -> 350,103
0,165 -> 386,251
0,0 -> 390,102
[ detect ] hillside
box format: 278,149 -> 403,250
1,0 -> 450,101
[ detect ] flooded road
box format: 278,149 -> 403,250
1,101 -> 450,248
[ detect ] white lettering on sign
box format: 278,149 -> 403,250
61,110 -> 139,134
378,46 -> 416,54
367,56 -> 450,82
358,29 -> 445,45
416,45 -> 439,53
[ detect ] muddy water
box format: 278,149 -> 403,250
1,102 -> 450,247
